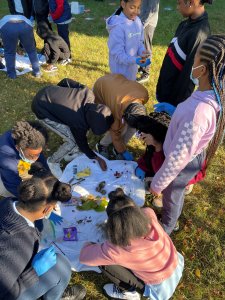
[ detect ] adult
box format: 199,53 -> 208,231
32,78 -> 114,173
93,74 -> 148,160
0,173 -> 86,300
137,0 -> 160,83
0,15 -> 40,79
0,120 -> 48,198
32,0 -> 51,28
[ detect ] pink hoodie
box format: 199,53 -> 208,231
80,208 -> 178,284
151,90 -> 220,194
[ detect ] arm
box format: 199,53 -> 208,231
110,121 -> 127,154
108,25 -> 137,65
151,120 -> 205,194
80,242 -> 116,266
0,232 -> 38,300
0,155 -> 21,197
137,26 -> 146,57
50,0 -> 64,21
7,0 -> 16,14
70,128 -> 96,159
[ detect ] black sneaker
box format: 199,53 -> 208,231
173,221 -> 180,232
136,72 -> 149,84
96,142 -> 109,159
62,284 -> 86,300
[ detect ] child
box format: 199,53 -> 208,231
0,15 -> 40,79
156,0 -> 213,112
80,188 -> 184,300
0,173 -> 86,300
106,0 -> 150,81
37,21 -> 71,72
150,35 -> 225,235
48,0 -> 72,51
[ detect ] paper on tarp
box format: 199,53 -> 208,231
41,154 -> 145,272
0,53 -> 46,75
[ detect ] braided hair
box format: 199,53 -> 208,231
199,35 -> 225,166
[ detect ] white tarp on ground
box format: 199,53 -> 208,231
41,154 -> 145,272
0,52 -> 46,75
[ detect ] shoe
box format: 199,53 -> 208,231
44,64 -> 58,72
173,221 -> 180,232
47,159 -> 63,179
60,59 -> 71,66
136,72 -> 149,84
103,283 -> 140,300
62,284 -> 86,300
152,196 -> 163,208
0,61 -> 5,69
184,184 -> 194,195
33,71 -> 41,78
112,147 -> 124,160
96,142 -> 109,159
8,73 -> 17,79
64,150 -> 80,162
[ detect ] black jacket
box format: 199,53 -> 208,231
0,199 -> 40,300
156,12 -> 210,106
37,21 -> 70,63
7,0 -> 32,18
32,78 -> 114,159
32,0 -> 49,23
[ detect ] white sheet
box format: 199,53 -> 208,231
41,154 -> 145,272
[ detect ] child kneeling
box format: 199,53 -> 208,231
80,188 -> 184,300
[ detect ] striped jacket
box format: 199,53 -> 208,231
156,12 -> 210,106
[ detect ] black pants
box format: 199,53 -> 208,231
100,265 -> 145,292
57,23 -> 70,50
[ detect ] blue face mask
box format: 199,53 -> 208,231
190,64 -> 204,86
19,148 -> 36,164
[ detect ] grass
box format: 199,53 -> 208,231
0,1 -> 225,299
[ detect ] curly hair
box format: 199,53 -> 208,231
11,121 -> 48,150
17,171 -> 71,212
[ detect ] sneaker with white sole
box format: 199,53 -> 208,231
96,142 -> 109,159
103,283 -> 140,300
47,159 -> 63,179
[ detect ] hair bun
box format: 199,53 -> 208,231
108,188 -> 125,201
53,182 -> 71,202
19,178 -> 44,202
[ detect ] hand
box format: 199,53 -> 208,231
136,57 -> 151,68
29,16 -> 35,27
95,156 -> 107,171
122,150 -> 134,161
154,102 -> 176,116
135,167 -> 145,180
49,212 -> 63,225
32,246 -> 56,276
150,187 -> 161,197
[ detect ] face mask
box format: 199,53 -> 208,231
19,148 -> 36,164
190,64 -> 204,86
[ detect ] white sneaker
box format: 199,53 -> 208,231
47,159 -> 63,179
103,284 -> 140,300
64,150 -> 81,162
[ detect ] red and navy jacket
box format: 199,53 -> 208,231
49,0 -> 71,23
156,12 -> 210,106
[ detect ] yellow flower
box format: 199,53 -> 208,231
17,160 -> 31,178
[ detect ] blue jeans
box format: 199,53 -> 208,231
0,21 -> 40,78
17,254 -> 71,300
162,152 -> 205,235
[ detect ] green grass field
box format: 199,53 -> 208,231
0,1 -> 225,299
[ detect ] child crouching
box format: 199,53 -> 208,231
80,188 -> 184,300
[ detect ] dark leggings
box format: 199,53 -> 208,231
100,265 -> 145,292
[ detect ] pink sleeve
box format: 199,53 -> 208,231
151,120 -> 204,194
79,242 -> 116,266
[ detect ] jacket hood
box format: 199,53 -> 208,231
37,21 -> 53,39
85,104 -> 114,135
106,12 -> 131,31
192,90 -> 220,113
